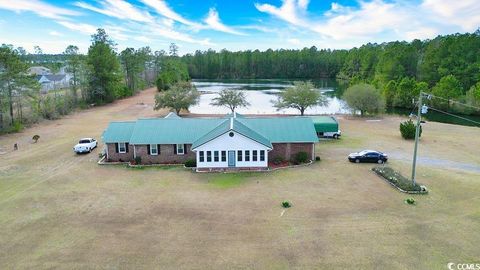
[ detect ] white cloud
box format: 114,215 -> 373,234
422,0 -> 480,31
287,38 -> 301,45
315,0 -> 409,40
74,0 -> 154,23
204,8 -> 246,36
405,27 -> 438,41
255,0 -> 480,44
138,23 -> 213,46
139,0 -> 199,27
48,30 -> 63,36
255,0 -> 307,26
0,0 -> 80,20
134,36 -> 151,42
56,21 -> 97,35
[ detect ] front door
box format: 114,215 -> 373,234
228,151 -> 235,167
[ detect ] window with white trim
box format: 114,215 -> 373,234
176,144 -> 185,155
199,151 -> 205,162
150,144 -> 158,155
260,150 -> 265,161
118,142 -> 126,153
245,150 -> 250,161
253,150 -> 258,161
221,151 -> 226,162
214,151 -> 219,162
207,151 -> 212,162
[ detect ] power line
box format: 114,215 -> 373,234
426,106 -> 480,126
425,93 -> 480,111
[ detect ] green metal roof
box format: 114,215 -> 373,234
129,118 -> 224,144
102,121 -> 136,143
236,117 -> 319,143
190,119 -> 231,149
311,116 -> 339,133
233,119 -> 272,148
103,116 -> 318,145
191,118 -> 273,149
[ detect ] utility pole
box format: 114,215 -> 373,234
411,92 -> 423,186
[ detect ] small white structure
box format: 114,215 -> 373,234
37,74 -> 69,93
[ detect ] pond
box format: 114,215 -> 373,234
191,79 -> 480,127
191,79 -> 349,115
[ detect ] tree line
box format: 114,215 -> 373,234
182,31 -> 480,114
0,28 -> 177,133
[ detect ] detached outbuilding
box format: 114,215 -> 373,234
311,116 -> 341,139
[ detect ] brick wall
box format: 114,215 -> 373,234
269,143 -> 314,161
106,142 -> 314,164
106,143 -> 134,162
135,144 -> 195,164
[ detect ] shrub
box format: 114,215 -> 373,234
282,201 -> 292,208
400,119 -> 422,140
293,151 -> 309,164
32,135 -> 40,143
272,156 -> 284,165
315,156 -> 321,161
184,159 -> 197,167
10,121 -> 23,133
134,156 -> 142,165
405,198 -> 416,205
372,166 -> 425,192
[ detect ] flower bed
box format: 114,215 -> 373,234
372,166 -> 428,194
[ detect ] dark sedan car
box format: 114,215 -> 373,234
348,150 -> 388,164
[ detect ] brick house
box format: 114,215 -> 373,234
102,113 -> 318,170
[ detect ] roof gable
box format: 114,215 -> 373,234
191,118 -> 272,149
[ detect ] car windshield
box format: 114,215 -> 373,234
79,139 -> 90,144
358,150 -> 371,155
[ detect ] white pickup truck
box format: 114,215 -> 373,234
73,138 -> 97,154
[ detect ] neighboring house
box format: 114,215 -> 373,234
57,66 -> 73,83
36,74 -> 69,93
102,113 -> 318,170
27,66 -> 51,76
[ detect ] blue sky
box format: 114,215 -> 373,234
0,0 -> 479,54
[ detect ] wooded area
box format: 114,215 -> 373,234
183,31 -> 480,113
2,30 -> 480,134
0,29 -> 175,133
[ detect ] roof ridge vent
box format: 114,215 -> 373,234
234,111 -> 237,118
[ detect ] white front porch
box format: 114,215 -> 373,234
194,130 -> 270,169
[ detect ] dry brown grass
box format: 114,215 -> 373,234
0,88 -> 479,269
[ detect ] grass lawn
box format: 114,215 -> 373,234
1,88 -> 479,269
